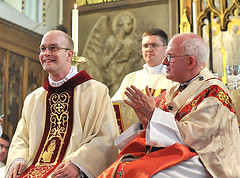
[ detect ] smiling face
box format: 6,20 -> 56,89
142,35 -> 166,67
39,30 -> 73,81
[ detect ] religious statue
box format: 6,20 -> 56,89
225,24 -> 240,66
81,11 -> 142,96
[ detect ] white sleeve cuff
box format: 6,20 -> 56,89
146,108 -> 185,147
114,122 -> 144,150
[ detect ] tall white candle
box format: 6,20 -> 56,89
72,3 -> 78,55
59,0 -> 63,24
192,0 -> 197,34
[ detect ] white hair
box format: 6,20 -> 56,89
173,33 -> 209,64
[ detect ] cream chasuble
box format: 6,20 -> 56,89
101,68 -> 240,178
6,70 -> 119,177
156,68 -> 240,177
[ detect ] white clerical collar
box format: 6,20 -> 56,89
143,63 -> 166,74
48,66 -> 78,87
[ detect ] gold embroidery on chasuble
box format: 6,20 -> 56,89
175,85 -> 235,121
41,140 -> 56,162
19,92 -> 73,178
37,92 -> 70,166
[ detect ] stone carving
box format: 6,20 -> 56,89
81,11 -> 142,96
225,10 -> 240,66
202,10 -> 240,77
202,21 -> 224,76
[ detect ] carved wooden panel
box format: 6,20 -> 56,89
0,48 -> 6,116
28,58 -> 43,94
0,18 -> 45,138
7,52 -> 24,136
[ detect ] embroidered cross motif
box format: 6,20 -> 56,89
199,76 -> 204,81
56,103 -> 63,112
168,105 -> 173,111
116,163 -> 126,178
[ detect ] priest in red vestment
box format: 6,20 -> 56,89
99,33 -> 240,178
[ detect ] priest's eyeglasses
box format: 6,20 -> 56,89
39,46 -> 70,53
142,43 -> 166,49
164,54 -> 190,63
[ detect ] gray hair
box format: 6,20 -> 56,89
174,33 -> 209,64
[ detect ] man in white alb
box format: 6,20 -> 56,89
112,28 -> 174,101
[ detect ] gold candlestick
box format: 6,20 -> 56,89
72,52 -> 88,67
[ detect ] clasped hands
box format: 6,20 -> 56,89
124,85 -> 156,129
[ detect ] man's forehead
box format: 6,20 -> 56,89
0,138 -> 10,145
40,43 -> 58,47
41,32 -> 64,43
40,37 -> 58,46
40,35 -> 62,45
142,35 -> 162,44
166,39 -> 181,52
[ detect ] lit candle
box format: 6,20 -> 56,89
192,0 -> 197,34
72,3 -> 78,55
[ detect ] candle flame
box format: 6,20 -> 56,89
74,3 -> 77,9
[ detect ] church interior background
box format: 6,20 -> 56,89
0,0 -> 240,138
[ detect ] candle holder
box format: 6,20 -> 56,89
72,52 -> 88,67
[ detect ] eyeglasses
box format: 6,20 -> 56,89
38,46 -> 70,53
142,43 -> 166,49
164,54 -> 190,62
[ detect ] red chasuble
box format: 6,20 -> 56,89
98,131 -> 197,178
19,70 -> 92,178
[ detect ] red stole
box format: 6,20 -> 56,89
155,84 -> 236,121
175,85 -> 235,121
98,131 -> 197,178
19,70 -> 92,178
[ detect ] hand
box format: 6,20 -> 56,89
8,162 -> 26,178
51,161 -> 80,178
124,85 -> 155,129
